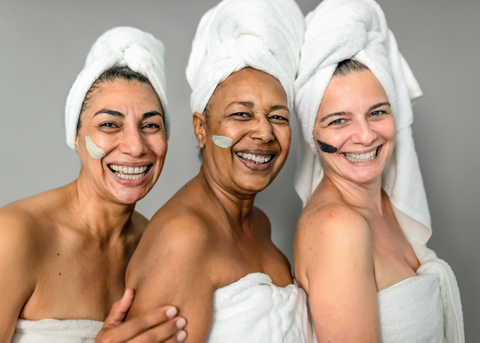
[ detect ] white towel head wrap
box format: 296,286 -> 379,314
295,2 -> 464,341
294,0 -> 431,243
65,26 -> 169,151
186,0 -> 304,114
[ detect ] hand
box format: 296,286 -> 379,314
95,289 -> 187,343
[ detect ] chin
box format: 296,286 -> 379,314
235,176 -> 272,194
112,189 -> 148,205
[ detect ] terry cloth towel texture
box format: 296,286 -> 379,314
65,26 -> 169,150
12,318 -> 103,343
294,0 -> 464,342
206,273 -> 315,343
186,0 -> 305,114
378,272 -> 443,342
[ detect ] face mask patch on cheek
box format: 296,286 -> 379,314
317,140 -> 337,154
85,136 -> 106,159
212,135 -> 233,149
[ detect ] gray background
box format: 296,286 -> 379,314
0,0 -> 478,339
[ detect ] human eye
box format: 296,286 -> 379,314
230,112 -> 251,120
142,122 -> 162,132
269,114 -> 289,123
98,121 -> 121,132
329,118 -> 345,126
370,110 -> 385,117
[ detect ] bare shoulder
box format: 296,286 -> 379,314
297,202 -> 370,244
294,203 -> 372,290
126,203 -> 214,287
0,201 -> 43,255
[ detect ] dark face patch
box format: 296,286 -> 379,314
317,140 -> 337,154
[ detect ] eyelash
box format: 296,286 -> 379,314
329,118 -> 345,126
370,110 -> 385,117
100,122 -> 119,128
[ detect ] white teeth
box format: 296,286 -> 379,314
109,164 -> 149,178
344,148 -> 377,162
235,153 -> 273,166
113,171 -> 147,180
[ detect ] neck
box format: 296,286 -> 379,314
65,173 -> 136,241
199,167 -> 256,227
323,169 -> 384,215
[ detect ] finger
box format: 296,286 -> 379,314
102,306 -> 179,342
127,317 -> 187,343
103,289 -> 135,327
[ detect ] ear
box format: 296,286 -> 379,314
75,133 -> 79,151
192,112 -> 207,148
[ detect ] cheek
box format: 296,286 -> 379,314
146,135 -> 168,160
274,125 -> 291,151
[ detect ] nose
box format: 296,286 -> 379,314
119,127 -> 148,157
250,116 -> 275,142
351,119 -> 377,146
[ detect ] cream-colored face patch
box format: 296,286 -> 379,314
212,135 -> 233,148
85,136 -> 106,159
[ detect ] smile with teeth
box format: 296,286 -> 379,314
236,152 -> 273,166
109,164 -> 149,180
343,147 -> 379,162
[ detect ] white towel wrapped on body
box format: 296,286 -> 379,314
294,0 -> 464,342
207,273 -> 315,343
12,318 -> 102,343
186,0 -> 304,113
65,26 -> 169,150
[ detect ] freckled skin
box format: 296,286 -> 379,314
295,70 -> 421,343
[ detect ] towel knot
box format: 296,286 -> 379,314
186,0 -> 304,114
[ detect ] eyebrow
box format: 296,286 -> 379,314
226,101 -> 254,109
93,109 -> 163,120
93,109 -> 124,119
142,111 -> 163,119
320,102 -> 391,123
225,101 -> 289,114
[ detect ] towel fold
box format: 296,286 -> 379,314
207,273 -> 315,343
186,0 -> 304,114
294,0 -> 464,342
12,318 -> 103,343
65,26 -> 169,150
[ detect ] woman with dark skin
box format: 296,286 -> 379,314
0,27 -> 186,343
124,1 -> 311,340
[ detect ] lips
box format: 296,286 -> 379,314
234,149 -> 276,171
341,146 -> 381,163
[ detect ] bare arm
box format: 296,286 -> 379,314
294,205 -> 380,343
126,215 -> 215,343
0,210 -> 37,342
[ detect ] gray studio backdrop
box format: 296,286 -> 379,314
0,0 -> 478,339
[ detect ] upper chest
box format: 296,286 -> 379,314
210,225 -> 293,289
21,235 -> 136,321
363,214 -> 420,290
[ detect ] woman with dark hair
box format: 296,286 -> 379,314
293,0 -> 464,342
125,1 -> 314,342
0,27 -> 185,343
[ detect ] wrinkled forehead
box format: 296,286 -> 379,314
205,67 -> 288,113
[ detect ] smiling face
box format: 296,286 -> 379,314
314,70 -> 396,184
193,68 -> 291,195
75,79 -> 167,205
